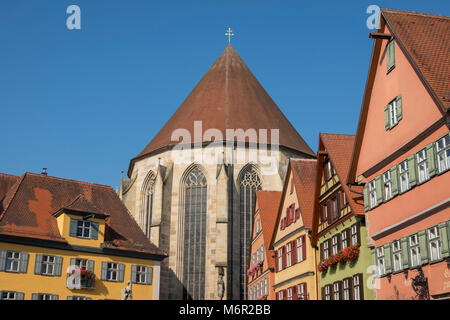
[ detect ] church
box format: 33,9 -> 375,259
119,43 -> 315,300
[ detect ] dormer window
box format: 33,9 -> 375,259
69,218 -> 99,240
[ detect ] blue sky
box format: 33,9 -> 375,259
1,0 -> 448,188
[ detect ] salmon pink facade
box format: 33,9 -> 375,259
348,10 -> 450,300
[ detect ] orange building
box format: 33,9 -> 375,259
348,9 -> 450,300
247,191 -> 281,300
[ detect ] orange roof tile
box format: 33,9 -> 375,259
0,172 -> 166,258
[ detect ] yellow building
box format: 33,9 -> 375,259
269,159 -> 318,300
0,172 -> 167,300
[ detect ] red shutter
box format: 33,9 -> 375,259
286,207 -> 290,226
275,250 -> 279,272
295,208 -> 300,221
327,201 -> 332,224
302,235 -> 307,261
282,246 -> 286,269
292,239 -> 297,264
303,283 -> 308,300
320,205 -> 324,222
336,192 -> 341,218
280,218 -> 284,230
290,179 -> 294,194
283,289 -> 288,300
293,285 -> 298,300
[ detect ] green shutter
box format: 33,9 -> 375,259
31,293 -> 38,300
384,243 -> 393,274
51,294 -> 59,300
396,95 -> 402,121
15,292 -> 24,300
363,185 -> 369,212
19,252 -> 29,273
101,262 -> 107,280
131,265 -> 137,284
418,230 -> 429,265
146,267 -> 153,285
67,296 -> 73,300
375,176 -> 383,205
438,222 -> 450,259
426,142 -> 437,178
91,222 -> 99,240
54,256 -> 63,276
384,105 -> 390,130
400,237 -> 410,269
69,219 -> 78,237
34,254 -> 43,274
87,260 -> 95,272
390,166 -> 399,197
387,40 -> 395,72
118,263 -> 125,282
0,250 -> 6,271
407,155 -> 417,188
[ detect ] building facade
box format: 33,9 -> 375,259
0,172 -> 166,300
120,44 -> 315,300
347,10 -> 450,300
270,159 -> 318,300
247,191 -> 280,301
312,133 -> 374,300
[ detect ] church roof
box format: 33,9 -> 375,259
0,172 -> 167,258
129,44 -> 314,173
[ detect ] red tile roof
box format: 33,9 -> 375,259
129,44 -> 315,175
0,172 -> 166,257
0,173 -> 20,209
255,190 -> 282,270
319,133 -> 364,216
290,159 -> 318,229
382,9 -> 450,111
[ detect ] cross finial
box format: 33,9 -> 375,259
225,27 -> 234,44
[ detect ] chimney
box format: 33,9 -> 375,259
41,168 -> 47,176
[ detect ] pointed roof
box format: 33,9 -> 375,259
348,9 -> 449,184
255,190 -> 282,270
382,9 -> 450,111
0,172 -> 167,258
311,133 -> 364,245
129,44 -> 314,174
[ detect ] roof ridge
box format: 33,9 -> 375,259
25,172 -> 114,190
381,8 -> 450,20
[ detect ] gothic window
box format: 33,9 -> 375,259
141,171 -> 155,238
239,166 -> 262,299
182,166 -> 207,300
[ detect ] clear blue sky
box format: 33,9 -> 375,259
1,0 -> 448,188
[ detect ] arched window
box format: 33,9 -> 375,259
182,166 -> 207,300
140,171 -> 155,239
239,166 -> 262,299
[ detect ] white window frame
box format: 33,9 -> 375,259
323,241 -> 329,260
277,248 -> 283,271
37,293 -> 53,300
389,99 -> 398,127
376,246 -> 385,275
341,230 -> 348,249
353,275 -> 361,300
286,243 -> 292,268
332,235 -> 339,255
409,234 -> 421,267
135,265 -> 148,284
392,240 -> 402,272
41,255 -> 56,275
76,220 -> 92,239
383,171 -> 392,201
297,283 -> 306,300
106,262 -> 119,281
343,278 -> 351,300
1,291 -> 17,300
416,148 -> 430,183
436,135 -> 450,173
428,226 -> 441,262
296,237 -> 303,262
351,225 -> 358,246
326,161 -> 333,180
368,180 -> 377,209
287,287 -> 293,300
333,282 -> 340,300
5,251 -> 20,272
278,290 -> 284,300
324,285 -> 331,300
399,160 -> 409,193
